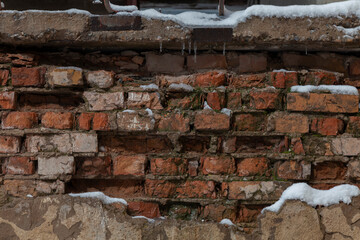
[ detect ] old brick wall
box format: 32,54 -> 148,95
1,50 -> 360,231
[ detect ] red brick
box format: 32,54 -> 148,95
270,71 -> 298,88
311,118 -> 344,136
349,58 -> 360,76
7,53 -> 36,66
0,92 -> 16,109
0,69 -> 9,86
346,116 -> 360,134
76,156 -> 111,177
227,92 -> 242,109
0,136 -> 20,153
145,179 -> 176,198
4,157 -> 35,175
127,202 -> 161,218
157,113 -> 190,132
312,162 -> 347,180
200,156 -> 236,175
146,54 -> 184,73
238,54 -> 267,73
93,113 -> 111,130
176,181 -> 216,199
237,158 -> 268,177
305,71 -> 339,85
2,112 -> 38,129
194,111 -> 230,131
200,204 -> 237,222
276,160 -> 310,180
234,114 -> 266,131
187,54 -> 227,70
250,90 -> 281,110
11,67 -> 45,87
221,137 -> 236,153
42,112 -> 74,129
113,155 -> 147,176
167,95 -> 203,110
179,136 -> 210,153
287,93 -> 358,113
188,160 -> 198,176
274,114 -> 309,133
238,205 -> 264,223
291,137 -> 305,155
228,73 -> 266,88
194,71 -> 226,87
206,92 -> 225,110
78,113 -> 94,130
150,157 -> 187,175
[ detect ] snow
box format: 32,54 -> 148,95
110,2 -> 138,12
2,9 -> 92,15
145,108 -> 154,117
69,192 -> 128,206
168,83 -> 194,92
1,2 -> 4,9
219,218 -> 235,226
334,25 -> 360,36
92,0 -> 102,4
290,85 -> 359,95
26,194 -> 33,198
140,83 -> 159,91
221,108 -> 232,116
123,109 -> 136,113
132,215 -> 155,223
262,183 -> 360,213
273,69 -> 296,72
203,101 -> 212,110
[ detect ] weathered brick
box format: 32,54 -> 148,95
145,179 -> 176,198
346,116 -> 360,134
71,133 -> 98,153
11,67 -> 45,87
85,70 -> 114,88
291,137 -> 305,155
304,71 -> 340,85
274,113 -> 309,133
311,118 -> 344,136
83,91 -> 124,111
270,71 -> 298,88
2,112 -> 37,129
187,54 -> 227,70
26,134 -> 72,153
200,204 -> 237,222
0,92 -> 16,109
331,137 -> 360,156
221,137 -> 236,153
234,114 -> 266,131
250,89 -> 281,110
349,57 -> 360,76
113,155 -> 147,176
0,136 -> 20,153
194,71 -> 226,87
228,73 -> 266,88
194,111 -> 230,131
127,92 -> 163,109
157,113 -> 190,132
117,111 -> 154,131
76,156 -> 111,177
78,113 -> 93,131
287,93 -> 358,113
4,157 -> 35,175
176,181 -> 216,199
312,162 -> 346,180
41,112 -> 74,129
0,69 -> 9,86
179,136 -> 210,153
156,74 -> 194,87
167,95 -> 203,110
150,157 -> 187,175
276,160 -> 311,180
188,160 -> 199,177
238,54 -> 267,73
347,160 -> 360,180
237,158 -> 269,177
206,92 -> 225,110
48,67 -> 83,87
238,205 -> 264,223
200,156 -> 236,175
4,180 -> 36,197
38,156 -> 75,179
227,92 -> 242,109
93,113 -> 116,130
7,53 -> 36,66
146,54 -> 184,73
127,202 -> 161,218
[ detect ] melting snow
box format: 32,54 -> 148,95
26,194 -> 33,198
219,219 -> 235,226
273,69 -> 296,72
140,83 -> 159,91
132,216 -> 156,223
334,25 -> 360,36
69,192 -> 128,206
110,2 -> 138,12
290,85 -> 359,95
203,101 -> 212,110
221,108 -> 232,116
262,183 -> 360,213
168,83 -> 194,92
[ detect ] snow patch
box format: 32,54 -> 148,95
273,69 -> 296,72
262,183 -> 360,213
92,0 -> 102,4
334,25 -> 360,36
145,108 -> 154,117
203,101 -> 212,110
123,109 -> 136,113
168,83 -> 194,92
219,218 -> 235,226
69,192 -> 128,206
221,108 -> 232,116
1,2 -> 4,8
26,194 -> 33,198
290,85 -> 359,95
110,2 -> 138,12
140,83 -> 159,91
132,215 -> 155,223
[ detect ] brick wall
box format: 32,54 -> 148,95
1,50 -> 360,231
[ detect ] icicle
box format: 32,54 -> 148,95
188,40 -> 191,54
159,41 -> 163,53
182,42 -> 185,56
305,46 -> 308,55
223,42 -> 226,55
194,41 -> 197,63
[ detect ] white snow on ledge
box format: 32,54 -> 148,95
290,85 -> 359,96
69,192 -> 128,206
262,183 -> 360,213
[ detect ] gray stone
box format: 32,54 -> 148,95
117,111 -> 155,132
26,134 -> 72,153
48,67 -> 83,87
84,91 -> 124,111
38,156 -> 74,179
71,133 -> 98,153
85,70 -> 114,89
331,138 -> 360,156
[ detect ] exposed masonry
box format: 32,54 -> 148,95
1,49 -> 360,232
